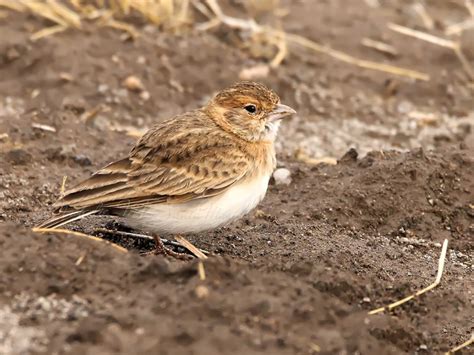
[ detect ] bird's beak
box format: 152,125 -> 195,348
267,103 -> 296,122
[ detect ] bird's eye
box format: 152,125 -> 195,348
244,104 -> 257,114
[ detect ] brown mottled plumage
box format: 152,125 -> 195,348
39,82 -> 296,254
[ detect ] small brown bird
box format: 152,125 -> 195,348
39,81 -> 296,256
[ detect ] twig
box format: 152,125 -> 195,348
175,236 -> 208,281
412,2 -> 434,30
32,227 -> 128,253
446,333 -> 474,354
197,261 -> 206,280
94,228 -> 210,255
175,236 -> 208,260
81,105 -> 106,125
30,25 -> 67,41
95,227 -> 154,240
0,0 -> 26,12
445,18 -> 474,36
205,0 -> 429,81
32,123 -> 56,133
361,38 -> 398,56
45,0 -> 82,28
270,31 -> 288,68
96,228 -> 194,249
452,46 -> 474,81
60,176 -> 67,195
389,23 -> 456,48
388,23 -> 474,81
309,342 -> 321,353
466,0 -> 474,17
368,239 -> 448,315
22,1 -> 69,27
192,0 -> 213,19
75,252 -> 86,265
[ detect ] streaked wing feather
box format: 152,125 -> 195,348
54,111 -> 252,211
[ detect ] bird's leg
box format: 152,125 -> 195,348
152,235 -> 193,260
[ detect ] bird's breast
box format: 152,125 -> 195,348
128,173 -> 271,235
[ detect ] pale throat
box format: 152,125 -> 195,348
262,119 -> 281,142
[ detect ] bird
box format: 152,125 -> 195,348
38,81 -> 296,257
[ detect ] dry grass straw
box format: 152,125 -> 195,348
446,333 -> 474,354
444,0 -> 474,39
388,23 -> 474,81
175,236 -> 208,260
60,176 -> 68,195
0,0 -> 192,40
445,18 -> 474,35
32,227 -> 128,253
203,0 -> 429,81
361,38 -> 398,56
0,0 -> 26,12
175,236 -> 207,281
95,228 -> 154,241
412,2 -> 434,30
368,239 -> 448,315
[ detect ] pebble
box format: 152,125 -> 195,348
397,100 -> 413,114
73,154 -> 92,166
194,285 -> 209,299
123,75 -> 144,92
273,168 -> 291,185
139,90 -> 150,101
97,84 -> 109,94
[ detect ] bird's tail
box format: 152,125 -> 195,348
36,209 -> 99,229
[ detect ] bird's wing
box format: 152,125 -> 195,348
54,112 -> 252,210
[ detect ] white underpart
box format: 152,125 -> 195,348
128,174 -> 271,235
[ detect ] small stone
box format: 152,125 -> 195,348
123,75 -> 144,92
419,344 -> 428,351
362,297 -> 371,303
73,154 -> 92,166
273,168 -> 291,185
59,72 -> 74,82
397,100 -> 413,114
139,90 -> 150,101
97,84 -> 109,93
31,89 -> 40,99
194,285 -> 209,299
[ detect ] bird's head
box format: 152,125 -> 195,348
206,81 -> 296,142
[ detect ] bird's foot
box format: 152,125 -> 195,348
141,236 -> 193,260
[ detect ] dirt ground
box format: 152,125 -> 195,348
0,1 -> 473,354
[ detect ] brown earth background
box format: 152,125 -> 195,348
0,0 -> 473,354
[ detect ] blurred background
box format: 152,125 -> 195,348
0,0 -> 473,165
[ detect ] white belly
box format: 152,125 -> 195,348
127,174 -> 271,235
